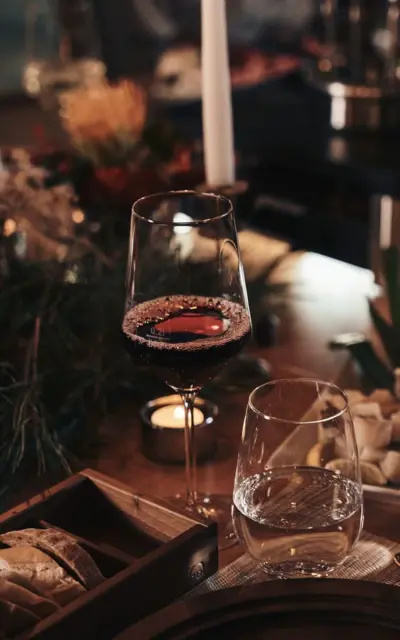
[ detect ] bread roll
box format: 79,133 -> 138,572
390,411 -> 400,442
0,529 -> 104,590
351,402 -> 382,420
380,450 -> 400,483
0,577 -> 58,618
360,446 -> 386,464
325,458 -> 387,486
0,594 -> 40,637
352,416 -> 392,451
0,545 -> 85,606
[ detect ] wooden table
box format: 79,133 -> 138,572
94,250 -> 374,493
85,250 -> 397,565
6,248 -> 396,568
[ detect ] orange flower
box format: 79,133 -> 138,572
60,80 -> 147,144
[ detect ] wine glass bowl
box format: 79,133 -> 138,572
123,191 -> 251,391
122,191 -> 251,544
232,379 -> 363,578
122,293 -> 250,393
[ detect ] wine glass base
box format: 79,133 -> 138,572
167,493 -> 237,550
261,560 -> 337,579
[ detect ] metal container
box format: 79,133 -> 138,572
140,394 -> 218,464
308,0 -> 400,130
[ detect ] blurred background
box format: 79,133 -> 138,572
1,0 -> 400,507
1,0 -> 314,91
1,0 -> 400,269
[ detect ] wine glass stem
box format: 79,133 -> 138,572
181,392 -> 198,508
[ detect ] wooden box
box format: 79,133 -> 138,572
0,469 -> 218,639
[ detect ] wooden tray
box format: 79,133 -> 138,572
118,579 -> 400,639
0,468 -> 218,639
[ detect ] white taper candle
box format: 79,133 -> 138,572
379,195 -> 393,249
201,0 -> 235,187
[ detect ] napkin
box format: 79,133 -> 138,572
188,531 -> 400,597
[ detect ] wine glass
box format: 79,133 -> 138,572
232,378 -> 363,578
122,191 -> 252,544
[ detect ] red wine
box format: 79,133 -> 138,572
122,295 -> 251,390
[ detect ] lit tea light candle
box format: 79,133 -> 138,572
140,394 -> 217,463
151,404 -> 205,429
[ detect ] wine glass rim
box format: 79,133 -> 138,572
248,377 -> 349,424
131,190 -> 233,226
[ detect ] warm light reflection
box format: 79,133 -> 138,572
329,82 -> 346,97
331,95 -> 346,130
72,209 -> 85,224
151,403 -> 204,428
379,196 -> 393,249
3,219 -> 16,236
23,62 -> 42,96
173,405 -> 185,420
173,212 -> 192,234
319,59 -> 332,73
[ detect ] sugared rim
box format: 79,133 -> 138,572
248,377 -> 349,425
131,190 -> 233,226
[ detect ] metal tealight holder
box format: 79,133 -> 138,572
140,394 -> 218,464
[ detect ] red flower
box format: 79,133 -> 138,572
57,160 -> 72,174
33,124 -> 46,143
83,166 -> 168,206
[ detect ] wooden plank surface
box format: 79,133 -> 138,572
2,249 -> 388,571
89,250 -> 378,568
93,251 -> 374,500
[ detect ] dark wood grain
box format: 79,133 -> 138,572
363,486 -> 400,543
0,470 -> 218,639
87,251 -> 380,568
118,579 -> 400,640
38,519 -> 133,577
3,250 -> 395,573
93,251 -> 374,495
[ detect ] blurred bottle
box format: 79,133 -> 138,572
129,0 -> 314,54
23,0 -> 105,109
309,0 -> 400,129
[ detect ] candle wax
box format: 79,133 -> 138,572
201,0 -> 235,186
151,405 -> 204,429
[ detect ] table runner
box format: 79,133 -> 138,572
188,531 -> 400,597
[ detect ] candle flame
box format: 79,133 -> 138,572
173,405 -> 185,420
3,219 -> 17,236
72,208 -> 85,224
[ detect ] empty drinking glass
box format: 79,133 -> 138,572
232,379 -> 363,578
